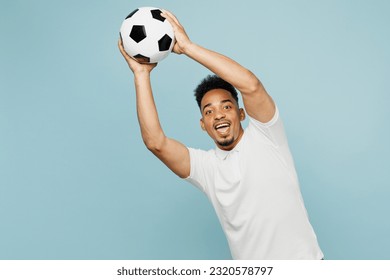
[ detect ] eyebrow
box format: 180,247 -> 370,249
202,99 -> 233,112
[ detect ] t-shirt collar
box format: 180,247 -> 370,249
215,136 -> 244,160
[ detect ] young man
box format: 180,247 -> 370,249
118,10 -> 323,260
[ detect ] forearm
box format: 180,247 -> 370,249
132,71 -> 190,179
184,42 -> 274,121
183,43 -> 262,94
159,10 -> 274,123
133,72 -> 165,150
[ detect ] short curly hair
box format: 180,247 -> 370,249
194,75 -> 239,110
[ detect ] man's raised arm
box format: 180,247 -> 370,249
118,40 -> 190,178
162,10 -> 275,123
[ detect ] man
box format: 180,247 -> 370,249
118,10 -> 323,260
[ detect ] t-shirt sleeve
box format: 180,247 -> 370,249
247,106 -> 288,147
184,147 -> 210,193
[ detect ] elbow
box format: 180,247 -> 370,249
239,72 -> 263,95
246,76 -> 263,94
144,139 -> 160,153
143,135 -> 165,154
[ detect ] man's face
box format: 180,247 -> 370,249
200,89 -> 245,151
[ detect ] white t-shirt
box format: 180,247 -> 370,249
185,107 -> 324,260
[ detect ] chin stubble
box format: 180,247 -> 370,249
217,136 -> 235,147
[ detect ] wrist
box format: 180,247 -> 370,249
181,41 -> 195,55
133,70 -> 151,82
132,67 -> 152,76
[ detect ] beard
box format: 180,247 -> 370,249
216,136 -> 235,147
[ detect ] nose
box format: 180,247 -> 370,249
214,109 -> 226,120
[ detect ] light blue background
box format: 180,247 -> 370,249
1,0 -> 389,260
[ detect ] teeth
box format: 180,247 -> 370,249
215,123 -> 230,129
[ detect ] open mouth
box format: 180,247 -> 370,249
214,122 -> 230,134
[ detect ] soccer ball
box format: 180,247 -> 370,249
119,7 -> 175,64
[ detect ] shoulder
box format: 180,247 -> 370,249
185,147 -> 217,193
187,147 -> 217,163
245,106 -> 288,147
248,105 -> 280,129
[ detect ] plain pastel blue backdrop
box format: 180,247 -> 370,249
1,0 -> 389,260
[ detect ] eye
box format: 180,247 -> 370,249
205,110 -> 213,115
223,105 -> 232,110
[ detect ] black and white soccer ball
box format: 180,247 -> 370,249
119,7 -> 175,64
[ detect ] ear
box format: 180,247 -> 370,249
239,108 -> 246,121
200,118 -> 206,131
